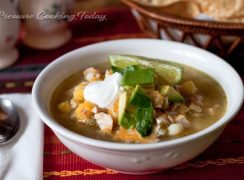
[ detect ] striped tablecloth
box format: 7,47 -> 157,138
0,7 -> 244,180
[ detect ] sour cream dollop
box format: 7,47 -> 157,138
84,72 -> 122,108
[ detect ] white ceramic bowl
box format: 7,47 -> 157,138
32,39 -> 244,174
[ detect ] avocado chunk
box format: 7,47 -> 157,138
121,65 -> 154,86
160,85 -> 184,103
129,85 -> 152,107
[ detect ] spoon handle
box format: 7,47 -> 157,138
0,150 -> 11,178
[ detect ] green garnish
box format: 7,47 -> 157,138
119,112 -> 136,129
129,85 -> 152,108
109,54 -> 183,85
135,107 -> 154,137
122,65 -> 154,86
160,85 -> 184,103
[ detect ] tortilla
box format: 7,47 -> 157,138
156,1 -> 200,18
196,0 -> 244,20
133,0 -> 185,7
133,0 -> 244,23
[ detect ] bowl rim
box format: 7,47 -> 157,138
32,39 -> 244,151
121,0 -> 244,32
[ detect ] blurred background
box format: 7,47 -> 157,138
0,0 -> 243,94
74,0 -> 122,10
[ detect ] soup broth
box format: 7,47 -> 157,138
51,62 -> 227,143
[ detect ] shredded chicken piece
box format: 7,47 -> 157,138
166,111 -> 177,116
149,91 -> 164,108
158,129 -> 167,137
189,103 -> 202,113
191,95 -> 204,105
83,67 -> 101,82
196,94 -> 203,101
168,123 -> 184,136
94,112 -> 113,133
191,113 -> 202,118
208,104 -> 220,115
177,104 -> 189,115
156,115 -> 170,126
213,104 -> 220,109
208,108 -> 214,115
167,116 -> 175,123
153,125 -> 167,137
175,115 -> 191,128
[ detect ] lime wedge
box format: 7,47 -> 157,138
109,55 -> 139,68
109,55 -> 183,85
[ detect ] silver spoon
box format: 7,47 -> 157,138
0,98 -> 20,145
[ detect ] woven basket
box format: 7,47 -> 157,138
122,0 -> 244,56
